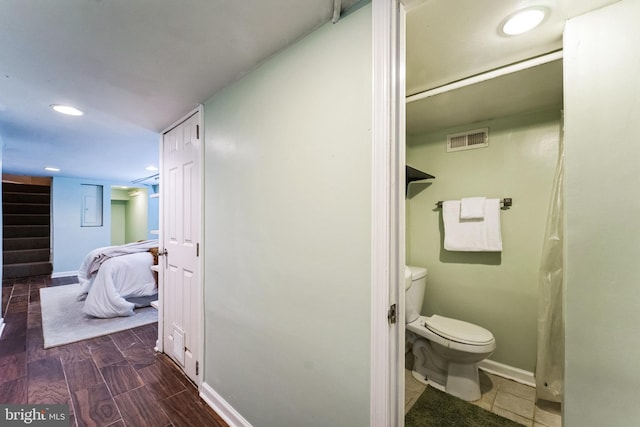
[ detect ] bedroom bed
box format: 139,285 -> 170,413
77,239 -> 159,318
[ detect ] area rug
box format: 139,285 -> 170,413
40,283 -> 158,348
406,386 -> 523,427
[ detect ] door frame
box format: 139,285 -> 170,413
371,0 -> 406,425
157,104 -> 205,387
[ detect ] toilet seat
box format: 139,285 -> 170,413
425,315 -> 494,346
407,315 -> 496,354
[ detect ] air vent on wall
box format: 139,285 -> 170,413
447,128 -> 489,152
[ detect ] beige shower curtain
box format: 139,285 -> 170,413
535,116 -> 564,403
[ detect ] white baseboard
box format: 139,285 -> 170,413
478,359 -> 536,388
200,382 -> 252,427
51,271 -> 78,278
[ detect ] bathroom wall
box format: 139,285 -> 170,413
406,108 -> 560,372
202,5 -> 372,427
564,1 -> 640,425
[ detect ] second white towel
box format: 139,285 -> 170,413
460,197 -> 486,219
443,199 -> 503,252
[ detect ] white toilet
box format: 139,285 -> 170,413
405,265 -> 496,401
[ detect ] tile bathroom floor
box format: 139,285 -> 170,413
405,369 -> 562,427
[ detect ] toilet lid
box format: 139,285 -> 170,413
425,315 -> 494,345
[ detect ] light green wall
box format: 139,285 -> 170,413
407,109 -> 560,371
124,187 -> 148,243
111,188 -> 128,245
202,5 -> 372,427
111,200 -> 126,245
109,187 -> 148,244
564,1 -> 640,425
111,188 -> 130,201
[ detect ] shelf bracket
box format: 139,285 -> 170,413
406,165 -> 435,195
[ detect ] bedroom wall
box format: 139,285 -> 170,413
53,180 -> 154,276
202,5 -> 372,427
52,177 -> 112,275
406,109 -> 560,372
564,1 -> 640,424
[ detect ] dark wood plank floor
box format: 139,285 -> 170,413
1,275 -> 228,427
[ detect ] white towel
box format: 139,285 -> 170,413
443,199 -> 503,252
460,197 -> 486,219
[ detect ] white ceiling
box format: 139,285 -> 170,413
0,0 -> 621,182
406,0 -> 620,136
407,58 -> 563,136
0,0 -> 360,183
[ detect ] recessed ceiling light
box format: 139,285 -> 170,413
50,104 -> 84,116
145,165 -> 159,171
501,7 -> 547,36
45,167 -> 60,172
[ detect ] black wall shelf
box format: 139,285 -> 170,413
406,165 -> 435,195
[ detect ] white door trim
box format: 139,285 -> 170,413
157,126 -> 165,355
371,1 -> 405,426
158,104 -> 205,388
195,104 -> 205,387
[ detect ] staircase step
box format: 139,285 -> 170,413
2,181 -> 53,280
2,192 -> 50,204
3,237 -> 50,251
2,183 -> 50,194
3,225 -> 49,238
2,203 -> 50,215
3,262 -> 52,279
3,248 -> 50,264
3,214 -> 50,226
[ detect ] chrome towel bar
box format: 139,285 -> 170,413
436,198 -> 512,208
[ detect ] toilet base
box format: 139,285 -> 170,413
411,336 -> 483,402
411,369 -> 428,386
411,370 -> 446,392
411,366 -> 481,401
446,362 -> 482,402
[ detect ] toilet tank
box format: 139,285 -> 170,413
405,265 -> 428,323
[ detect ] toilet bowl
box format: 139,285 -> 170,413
405,265 -> 496,401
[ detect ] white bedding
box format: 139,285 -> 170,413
81,251 -> 158,318
78,239 -> 159,293
76,239 -> 159,318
